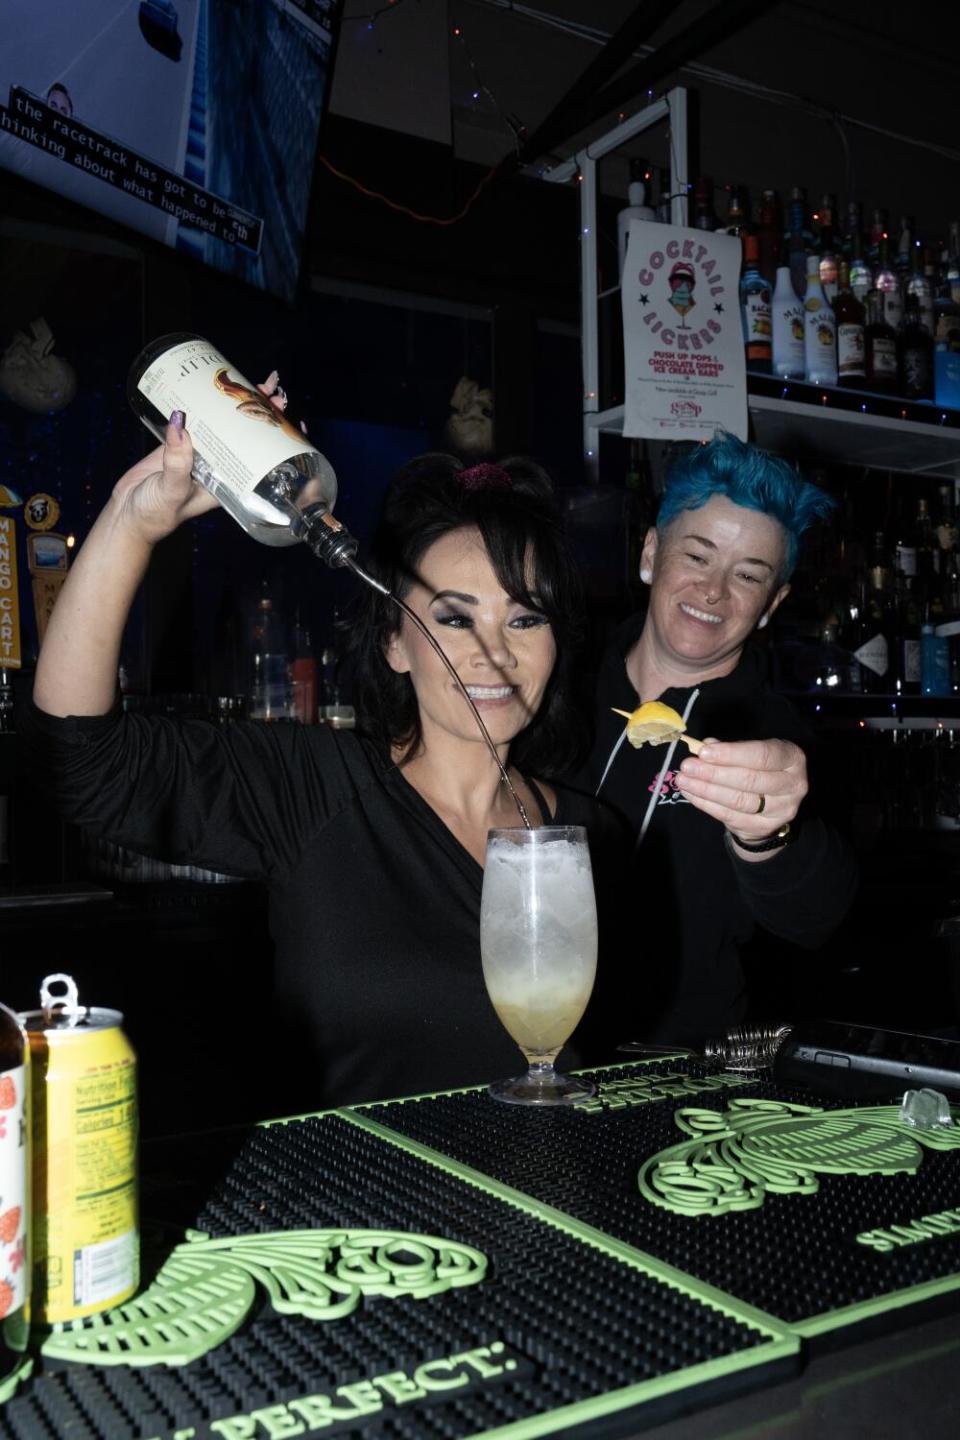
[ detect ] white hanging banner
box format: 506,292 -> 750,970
621,221 -> 748,441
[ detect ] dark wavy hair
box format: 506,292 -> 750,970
346,453 -> 585,777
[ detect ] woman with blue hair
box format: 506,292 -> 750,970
581,431 -> 856,1050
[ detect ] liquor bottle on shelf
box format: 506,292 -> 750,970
692,176 -> 719,231
740,234 -> 772,373
867,208 -> 887,269
893,511 -> 922,695
803,253 -> 837,385
722,184 -> 749,237
786,186 -> 813,299
816,194 -> 839,303
249,579 -> 291,720
655,167 -> 672,224
834,260 -> 866,388
756,188 -> 782,285
857,539 -> 894,693
898,294 -> 934,401
291,612 -> 319,724
0,999 -> 29,1398
894,216 -> 914,280
845,202 -> 872,304
895,574 -> 922,695
874,230 -> 904,333
936,484 -> 958,557
863,290 -> 898,393
913,495 -> 941,599
771,266 -> 806,379
905,242 -> 935,338
617,158 -> 656,278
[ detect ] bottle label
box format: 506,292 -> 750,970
743,291 -> 772,359
903,347 -> 932,393
896,544 -> 918,578
804,304 -> 837,383
837,323 -> 865,376
854,634 -> 888,677
881,292 -> 904,330
772,302 -> 806,376
871,338 -> 897,376
136,338 -> 318,507
902,637 -> 922,684
0,1061 -> 27,1315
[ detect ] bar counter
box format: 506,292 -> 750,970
4,1057 -> 960,1439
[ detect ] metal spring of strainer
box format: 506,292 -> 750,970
703,1023 -> 794,1072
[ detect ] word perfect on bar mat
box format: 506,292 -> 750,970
4,1102 -> 795,1440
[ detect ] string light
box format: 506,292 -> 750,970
342,0 -> 408,29
450,16 -> 526,147
316,152 -> 505,226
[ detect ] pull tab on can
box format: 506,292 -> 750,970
39,972 -> 85,1026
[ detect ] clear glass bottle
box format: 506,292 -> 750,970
786,186 -> 813,299
740,233 -> 772,372
249,580 -> 291,720
0,1001 -> 29,1400
905,241 -> 936,338
816,194 -> 839,303
127,334 -> 356,565
803,253 -> 837,385
722,184 -> 750,237
845,201 -> 872,304
874,232 -> 904,333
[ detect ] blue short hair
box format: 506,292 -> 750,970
656,431 -> 835,579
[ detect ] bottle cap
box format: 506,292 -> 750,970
742,233 -> 760,264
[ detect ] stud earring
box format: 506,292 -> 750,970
757,614 -> 769,629
640,568 -> 653,583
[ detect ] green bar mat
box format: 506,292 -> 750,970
353,1059 -> 960,1340
3,1106 -> 794,1439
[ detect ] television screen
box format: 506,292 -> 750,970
0,0 -> 342,302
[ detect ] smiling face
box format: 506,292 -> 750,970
641,494 -> 790,681
385,527 -> 558,754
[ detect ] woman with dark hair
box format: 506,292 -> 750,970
29,418 -> 624,1111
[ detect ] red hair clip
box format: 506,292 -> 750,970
457,463 -> 513,491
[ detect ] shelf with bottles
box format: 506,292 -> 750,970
587,376 -> 960,479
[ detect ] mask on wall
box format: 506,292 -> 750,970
0,318 -> 77,414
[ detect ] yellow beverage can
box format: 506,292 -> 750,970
19,973 -> 138,1324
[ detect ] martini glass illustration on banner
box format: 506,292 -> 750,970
667,261 -> 697,329
480,826 -> 598,1105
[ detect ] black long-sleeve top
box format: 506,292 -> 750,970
575,615 -> 858,1048
25,701 -> 627,1111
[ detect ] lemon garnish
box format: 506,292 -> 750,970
611,702 -> 703,754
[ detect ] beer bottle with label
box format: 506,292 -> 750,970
0,1000 -> 29,1401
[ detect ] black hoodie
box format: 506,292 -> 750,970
577,613 -> 858,1049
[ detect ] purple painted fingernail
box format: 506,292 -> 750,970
170,409 -> 185,435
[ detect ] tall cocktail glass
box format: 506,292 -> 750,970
481,826 -> 598,1105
